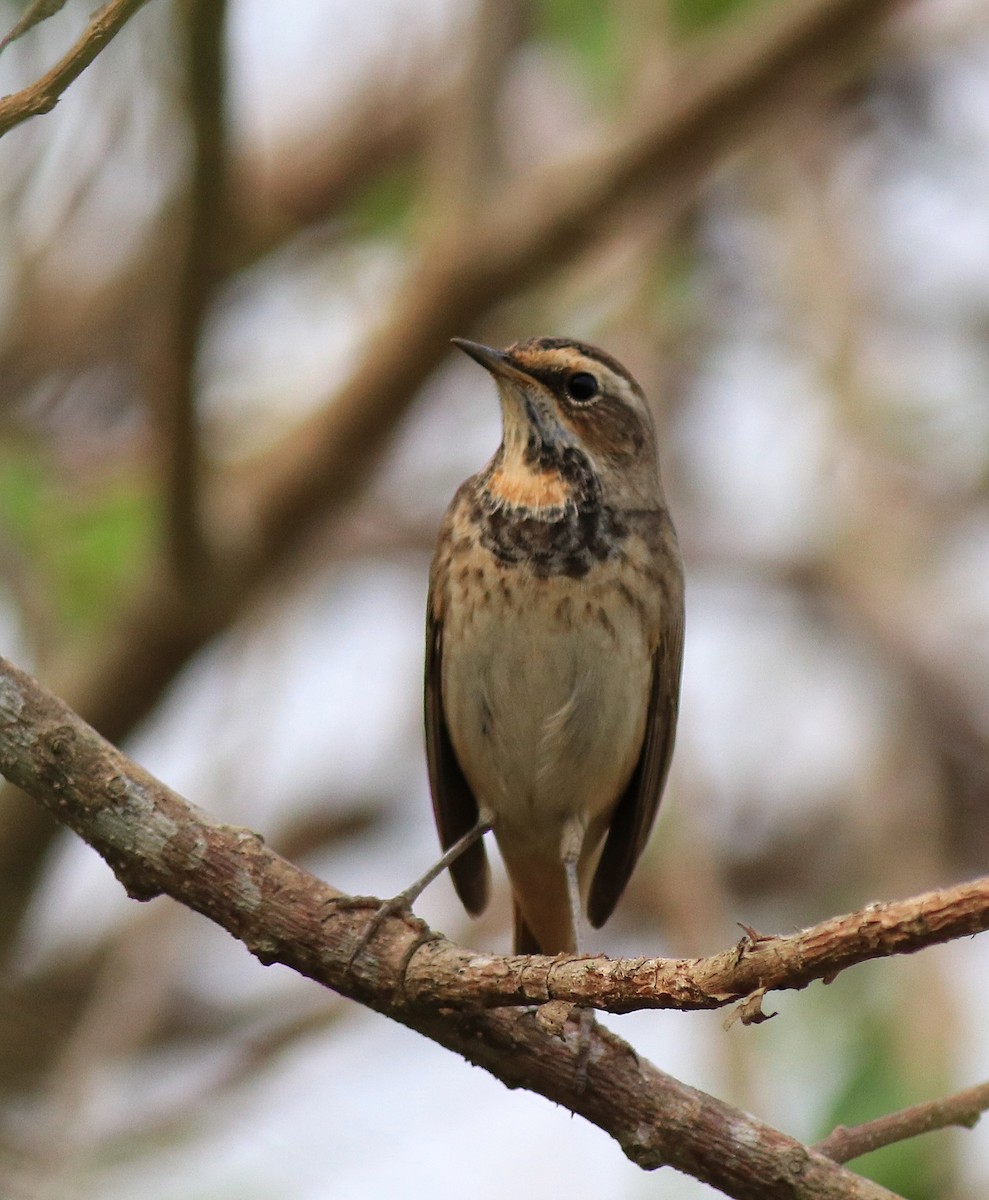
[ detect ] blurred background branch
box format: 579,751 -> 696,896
0,0 -> 152,136
2,0 -> 989,1196
147,0 -> 228,585
0,0 -> 906,971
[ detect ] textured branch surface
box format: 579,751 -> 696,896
0,657 -> 979,1200
0,653 -> 915,1199
0,0 -> 152,138
402,877 -> 989,1012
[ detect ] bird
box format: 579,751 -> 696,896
420,335 -> 684,957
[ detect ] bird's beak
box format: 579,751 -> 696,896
452,337 -> 567,449
451,338 -> 507,372
452,338 -> 532,386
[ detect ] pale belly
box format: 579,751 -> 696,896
441,567 -> 653,866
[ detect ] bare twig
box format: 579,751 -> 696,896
0,0 -> 70,54
0,795 -> 374,1101
0,0 -> 153,139
0,652 -> 912,1198
401,877 -> 989,1013
814,1081 -> 989,1164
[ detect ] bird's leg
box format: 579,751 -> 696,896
392,817 -> 493,914
563,846 -> 587,957
561,822 -> 595,1093
346,817 -> 493,971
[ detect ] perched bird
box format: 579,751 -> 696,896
423,336 -> 684,956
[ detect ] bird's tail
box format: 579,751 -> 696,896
513,899 -> 542,954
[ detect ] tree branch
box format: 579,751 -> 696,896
1,651 -> 982,1198
813,1081 -> 989,1164
0,652 -> 917,1198
0,0 -> 153,139
399,876 -> 989,1014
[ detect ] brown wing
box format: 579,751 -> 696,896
587,593 -> 684,930
424,596 -> 490,915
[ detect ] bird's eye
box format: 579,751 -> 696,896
565,372 -> 599,402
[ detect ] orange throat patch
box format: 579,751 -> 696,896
486,461 -> 570,510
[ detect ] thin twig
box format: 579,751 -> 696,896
0,0 -> 71,55
0,0 -> 153,139
398,877 -> 989,1013
813,1081 -> 989,1163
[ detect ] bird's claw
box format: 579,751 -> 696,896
345,891 -> 415,974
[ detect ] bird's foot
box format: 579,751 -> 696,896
345,890 -> 417,975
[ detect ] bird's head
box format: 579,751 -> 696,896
453,336 -> 661,512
